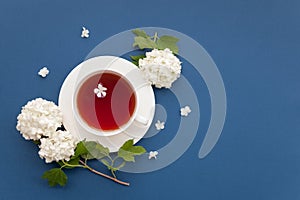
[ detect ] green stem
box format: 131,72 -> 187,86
79,160 -> 129,186
108,154 -> 114,162
111,169 -> 116,178
108,156 -> 117,178
115,161 -> 126,170
153,32 -> 159,42
110,156 -> 116,166
60,160 -> 85,169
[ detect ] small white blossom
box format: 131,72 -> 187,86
139,48 -> 182,88
38,67 -> 49,78
38,130 -> 78,163
94,83 -> 107,98
81,27 -> 89,38
180,106 -> 191,116
148,151 -> 158,159
155,120 -> 165,130
16,98 -> 63,140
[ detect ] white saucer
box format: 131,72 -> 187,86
58,56 -> 155,152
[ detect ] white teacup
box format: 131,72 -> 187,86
72,56 -> 149,137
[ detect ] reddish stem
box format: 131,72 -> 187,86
79,160 -> 130,186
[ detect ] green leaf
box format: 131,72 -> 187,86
74,141 -> 89,158
157,35 -> 179,54
130,54 -> 146,61
132,29 -> 149,38
42,168 -> 67,187
32,140 -> 40,145
81,141 -> 110,160
114,161 -> 126,171
131,29 -> 180,53
68,157 -> 80,166
132,60 -> 138,66
118,139 -> 146,162
158,35 -> 179,43
100,159 -> 112,169
130,54 -> 146,67
133,36 -> 157,49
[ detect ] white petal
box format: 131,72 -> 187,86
81,27 -> 90,38
94,88 -> 100,94
180,106 -> 191,116
97,84 -> 103,89
148,151 -> 158,159
101,91 -> 107,97
38,67 -> 49,78
155,120 -> 165,130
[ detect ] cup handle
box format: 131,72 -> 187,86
135,115 -> 148,125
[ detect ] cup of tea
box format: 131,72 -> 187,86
72,56 -> 149,137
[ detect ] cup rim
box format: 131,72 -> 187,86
72,69 -> 139,137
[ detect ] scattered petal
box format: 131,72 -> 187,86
180,106 -> 191,116
148,151 -> 158,159
155,120 -> 165,130
94,83 -> 107,98
38,67 -> 49,78
81,26 -> 90,38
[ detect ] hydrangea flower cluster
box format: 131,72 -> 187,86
16,98 -> 78,163
139,48 -> 182,88
38,130 -> 78,163
16,98 -> 63,140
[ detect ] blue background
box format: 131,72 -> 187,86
1,0 -> 300,199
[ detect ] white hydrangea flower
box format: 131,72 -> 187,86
139,48 -> 182,88
16,98 -> 63,140
38,130 -> 78,163
94,83 -> 107,98
38,67 -> 49,78
180,106 -> 191,116
155,120 -> 165,130
81,27 -> 89,38
148,151 -> 158,159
